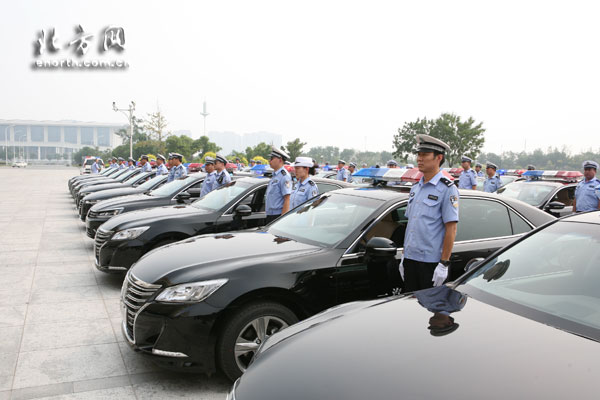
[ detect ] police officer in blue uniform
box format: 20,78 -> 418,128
483,162 -> 502,193
118,157 -> 126,169
168,153 -> 187,181
127,157 -> 135,170
290,157 -> 319,209
266,147 -> 292,223
200,157 -> 216,197
110,157 -> 118,169
400,134 -> 459,292
458,156 -> 477,190
336,160 -> 349,182
139,155 -> 152,172
347,162 -> 357,183
474,162 -> 484,177
235,157 -> 243,171
155,154 -> 168,175
91,158 -> 102,174
386,160 -> 403,185
214,153 -> 232,189
573,160 -> 600,213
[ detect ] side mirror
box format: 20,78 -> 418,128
234,204 -> 252,218
176,192 -> 192,202
465,257 -> 485,272
545,201 -> 565,211
365,237 -> 397,259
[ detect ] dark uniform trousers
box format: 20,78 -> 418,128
266,214 -> 281,224
403,258 -> 438,293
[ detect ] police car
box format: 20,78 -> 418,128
71,168 -> 142,198
78,174 -> 169,221
119,179 -> 553,381
229,211 -> 600,400
85,173 -> 206,238
94,177 -> 351,272
75,171 -> 158,208
68,166 -> 123,193
496,170 -> 582,217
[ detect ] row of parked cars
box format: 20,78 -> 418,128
69,166 -> 599,399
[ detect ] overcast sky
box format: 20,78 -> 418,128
2,0 -> 600,154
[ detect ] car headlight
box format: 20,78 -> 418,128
84,199 -> 99,205
111,226 -> 149,240
97,208 -> 124,217
155,279 -> 228,303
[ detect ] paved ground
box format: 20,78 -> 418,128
0,167 -> 230,400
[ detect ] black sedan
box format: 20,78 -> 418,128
119,188 -> 553,380
79,174 -> 168,221
94,177 -> 352,272
76,171 -> 157,208
231,211 -> 600,400
71,168 -> 142,198
497,180 -> 576,217
85,173 -> 206,238
68,167 -> 121,189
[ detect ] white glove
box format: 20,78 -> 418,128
432,263 -> 448,287
398,257 -> 404,280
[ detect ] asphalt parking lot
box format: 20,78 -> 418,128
0,167 -> 229,400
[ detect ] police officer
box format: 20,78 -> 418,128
155,154 -> 168,175
336,160 -> 349,182
290,157 -> 319,209
525,165 -> 539,181
110,157 -> 118,169
266,146 -> 292,223
127,157 -> 135,170
168,153 -> 187,181
483,162 -> 502,193
91,158 -> 102,174
235,157 -> 243,171
474,162 -> 484,177
400,134 -> 459,292
200,157 -> 217,197
118,157 -> 126,169
458,156 -> 477,190
249,159 -> 256,168
139,155 -> 152,172
573,160 -> 600,213
214,153 -> 232,189
386,160 -> 403,185
347,162 -> 357,183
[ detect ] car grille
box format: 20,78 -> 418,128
121,272 -> 161,341
94,229 -> 113,262
88,210 -> 99,219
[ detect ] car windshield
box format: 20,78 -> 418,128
110,168 -> 129,178
137,175 -> 165,190
192,180 -> 254,211
149,175 -> 198,196
315,171 -> 335,179
268,193 -> 382,247
496,182 -> 555,206
500,176 -> 516,186
116,169 -> 139,182
464,221 -> 600,337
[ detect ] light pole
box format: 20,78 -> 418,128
4,124 -> 14,165
200,101 -> 209,136
113,101 -> 136,159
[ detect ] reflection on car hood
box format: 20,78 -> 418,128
100,204 -> 209,231
236,287 -> 600,400
90,194 -> 152,211
131,231 -> 320,286
80,182 -> 125,193
84,187 -> 145,201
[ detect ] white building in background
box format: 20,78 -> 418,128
207,130 -> 282,155
0,119 -> 125,163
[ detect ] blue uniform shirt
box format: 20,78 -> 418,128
404,171 -> 460,263
476,170 -> 484,177
266,167 -> 292,215
141,162 -> 152,173
290,177 -> 319,209
156,163 -> 168,175
127,165 -> 135,171
171,164 -> 187,181
575,177 -> 600,212
483,175 -> 502,193
200,171 -> 216,197
119,163 -> 126,170
109,163 -> 118,169
91,163 -> 101,174
214,169 -> 232,189
337,168 -> 349,181
235,163 -> 243,171
458,169 -> 477,189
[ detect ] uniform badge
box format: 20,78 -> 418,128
312,190 -> 318,197
450,195 -> 459,208
285,180 -> 291,189
410,192 -> 415,197
427,194 -> 438,201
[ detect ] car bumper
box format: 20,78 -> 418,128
96,240 -> 144,272
79,202 -> 94,221
86,216 -> 110,238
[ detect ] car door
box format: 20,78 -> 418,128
214,186 -> 268,232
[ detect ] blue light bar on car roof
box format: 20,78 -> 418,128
351,167 -> 390,178
521,170 -> 544,177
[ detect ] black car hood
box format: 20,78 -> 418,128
80,182 -> 127,194
101,204 -> 208,231
131,231 -> 321,285
84,187 -> 146,201
90,194 -> 155,211
237,287 -> 600,400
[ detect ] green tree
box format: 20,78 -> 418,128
192,136 -> 221,156
393,113 -> 485,167
282,138 -> 307,161
144,109 -> 171,154
132,141 -> 161,159
71,146 -> 102,164
245,142 -> 272,160
166,135 -> 195,159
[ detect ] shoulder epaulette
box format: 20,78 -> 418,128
281,170 -> 287,176
440,177 -> 454,187
308,180 -> 315,186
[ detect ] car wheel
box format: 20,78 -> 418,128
217,301 -> 298,381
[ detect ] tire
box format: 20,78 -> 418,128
217,301 -> 298,381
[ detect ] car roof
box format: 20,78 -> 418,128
507,180 -> 575,188
232,176 -> 356,188
559,210 -> 600,224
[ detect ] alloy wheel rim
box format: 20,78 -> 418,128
234,315 -> 288,372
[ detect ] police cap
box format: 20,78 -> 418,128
461,156 -> 473,163
387,160 -> 398,167
527,165 -> 535,170
475,162 -> 482,168
269,146 -> 290,161
118,157 -> 125,161
215,153 -> 228,164
293,156 -> 313,168
156,154 -> 166,162
338,160 -> 346,165
128,157 -> 134,162
583,160 -> 599,170
111,157 -> 117,161
486,162 -> 498,170
140,155 -> 149,161
204,156 -> 215,165
167,153 -> 174,160
349,162 -> 357,168
171,153 -> 183,161
415,134 -> 450,154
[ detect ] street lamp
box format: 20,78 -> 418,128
4,124 -> 14,165
113,101 -> 136,159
